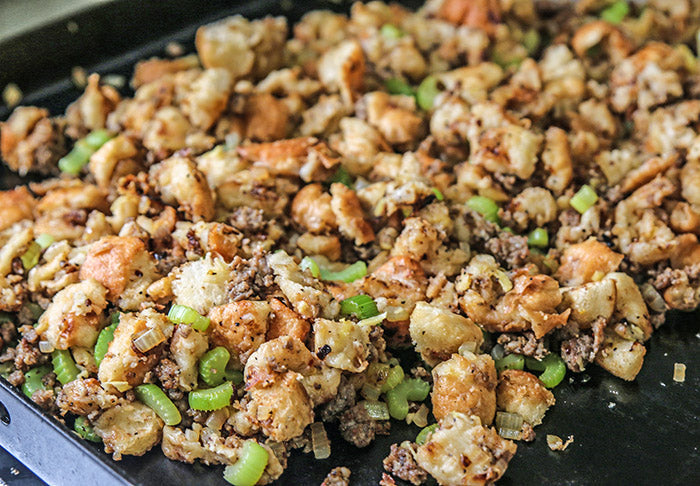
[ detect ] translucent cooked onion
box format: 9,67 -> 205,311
458,341 -> 478,356
361,383 -> 382,401
38,341 -> 54,353
384,306 -> 411,322
641,283 -> 667,314
205,407 -> 230,431
133,326 -> 166,353
311,422 -> 331,460
412,404 -> 429,428
496,411 -> 523,440
363,400 -> 390,421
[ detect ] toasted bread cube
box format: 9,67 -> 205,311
98,309 -> 173,391
209,300 -> 271,365
79,236 -> 159,311
37,279 -> 108,350
432,353 -> 497,425
0,187 -> 35,231
496,370 -> 555,426
409,301 -> 483,366
415,412 -> 517,486
595,332 -> 646,381
94,402 -> 164,459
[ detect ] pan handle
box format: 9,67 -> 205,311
0,378 -> 128,486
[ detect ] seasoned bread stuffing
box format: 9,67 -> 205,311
2,1 -> 699,484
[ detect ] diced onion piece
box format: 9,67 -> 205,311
168,304 -> 210,332
570,185 -> 598,214
490,344 -> 505,361
206,408 -> 230,431
642,283 -> 667,313
384,305 -> 411,322
673,363 -> 686,383
361,383 -> 382,401
135,384 -> 181,426
38,341 -> 54,354
380,365 -> 405,393
496,411 -> 523,440
358,312 -> 387,327
311,422 -> 331,459
412,404 -> 429,428
132,326 -> 166,353
495,270 -> 513,292
363,400 -> 390,421
547,434 -> 574,451
416,424 -> 439,445
458,341 -> 478,356
104,381 -> 131,392
223,440 -> 269,486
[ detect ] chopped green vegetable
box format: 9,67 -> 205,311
0,312 -> 13,324
168,304 -> 210,332
361,383 -> 382,401
94,320 -> 119,367
52,349 -> 80,385
300,256 -> 320,278
83,129 -> 112,150
381,365 -> 405,393
364,400 -> 390,420
135,383 -> 181,426
223,440 -> 269,486
380,23 -> 404,39
495,354 -> 525,373
59,130 -> 114,175
570,185 -> 598,214
527,228 -> 549,248
416,423 -> 439,445
385,78 -> 415,97
431,188 -> 444,201
188,381 -> 234,411
467,196 -> 500,223
74,416 -> 101,442
526,354 -> 566,388
22,365 -> 51,398
35,233 -> 54,250
601,0 -> 629,24
224,368 -> 244,385
340,295 -> 379,320
385,378 -> 430,420
416,75 -> 439,110
329,166 -> 353,189
523,29 -> 540,55
199,347 -> 231,387
319,261 -> 367,283
20,242 -> 41,270
0,362 -> 14,378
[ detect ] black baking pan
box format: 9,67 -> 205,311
1,1 -> 699,485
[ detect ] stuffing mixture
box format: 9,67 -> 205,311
1,0 -> 699,484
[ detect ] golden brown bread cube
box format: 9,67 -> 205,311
496,370 -> 555,427
431,353 -> 497,425
94,402 -> 164,459
209,300 -> 271,365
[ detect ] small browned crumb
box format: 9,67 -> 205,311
547,434 -> 574,451
673,363 -> 686,383
2,83 -> 22,107
383,442 -> 428,485
379,473 -> 398,486
320,466 -> 351,486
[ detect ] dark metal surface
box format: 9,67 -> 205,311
0,1 -> 699,485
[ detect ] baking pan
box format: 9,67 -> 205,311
1,1 -> 699,485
